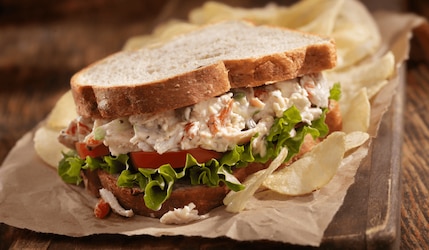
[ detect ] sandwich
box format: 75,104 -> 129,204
57,20 -> 342,219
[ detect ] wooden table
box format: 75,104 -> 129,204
1,0 -> 428,249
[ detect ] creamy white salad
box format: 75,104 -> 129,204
62,73 -> 331,157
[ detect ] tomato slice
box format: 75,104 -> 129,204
130,148 -> 223,169
75,142 -> 222,169
75,142 -> 110,159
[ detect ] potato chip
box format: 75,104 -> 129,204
190,0 -> 343,35
331,0 -> 381,69
341,88 -> 371,133
345,131 -> 370,151
46,91 -> 77,130
36,91 -> 77,168
275,0 -> 343,35
261,132 -> 346,196
123,20 -> 197,50
326,51 -> 395,102
224,147 -> 288,213
34,126 -> 69,168
189,1 -> 283,26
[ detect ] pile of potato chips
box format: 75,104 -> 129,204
35,0 -> 396,213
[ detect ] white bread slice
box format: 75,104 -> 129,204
71,21 -> 336,119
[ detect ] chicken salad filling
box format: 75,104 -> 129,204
63,73 -> 331,157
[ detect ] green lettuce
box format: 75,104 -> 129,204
58,153 -> 129,185
330,82 -> 342,101
116,154 -> 242,211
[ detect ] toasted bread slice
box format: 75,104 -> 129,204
71,21 -> 336,119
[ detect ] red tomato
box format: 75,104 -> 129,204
94,198 -> 111,219
130,148 -> 223,169
75,142 -> 110,159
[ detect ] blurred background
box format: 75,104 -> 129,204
0,0 -> 416,89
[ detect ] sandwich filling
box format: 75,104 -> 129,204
62,73 -> 330,155
58,72 -> 340,211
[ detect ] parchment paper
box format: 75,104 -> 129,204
0,12 -> 425,247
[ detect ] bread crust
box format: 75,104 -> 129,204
72,61 -> 230,118
95,161 -> 267,218
226,41 -> 336,88
97,170 -> 229,218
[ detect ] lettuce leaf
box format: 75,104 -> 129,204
58,151 -> 84,185
58,153 -> 129,185
330,82 -> 342,101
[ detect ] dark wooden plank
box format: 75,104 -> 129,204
401,63 -> 429,249
310,67 -> 404,250
364,68 -> 404,249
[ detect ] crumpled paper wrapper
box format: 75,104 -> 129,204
0,12 -> 425,247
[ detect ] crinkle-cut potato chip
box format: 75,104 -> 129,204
34,126 -> 69,169
123,20 -> 197,50
341,88 -> 371,134
46,90 -> 77,130
224,147 -> 288,213
331,0 -> 381,69
262,132 -> 346,196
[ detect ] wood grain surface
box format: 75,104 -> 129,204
401,63 -> 429,249
1,0 -> 428,249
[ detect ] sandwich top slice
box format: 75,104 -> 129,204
58,20 -> 342,219
71,20 -> 336,119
